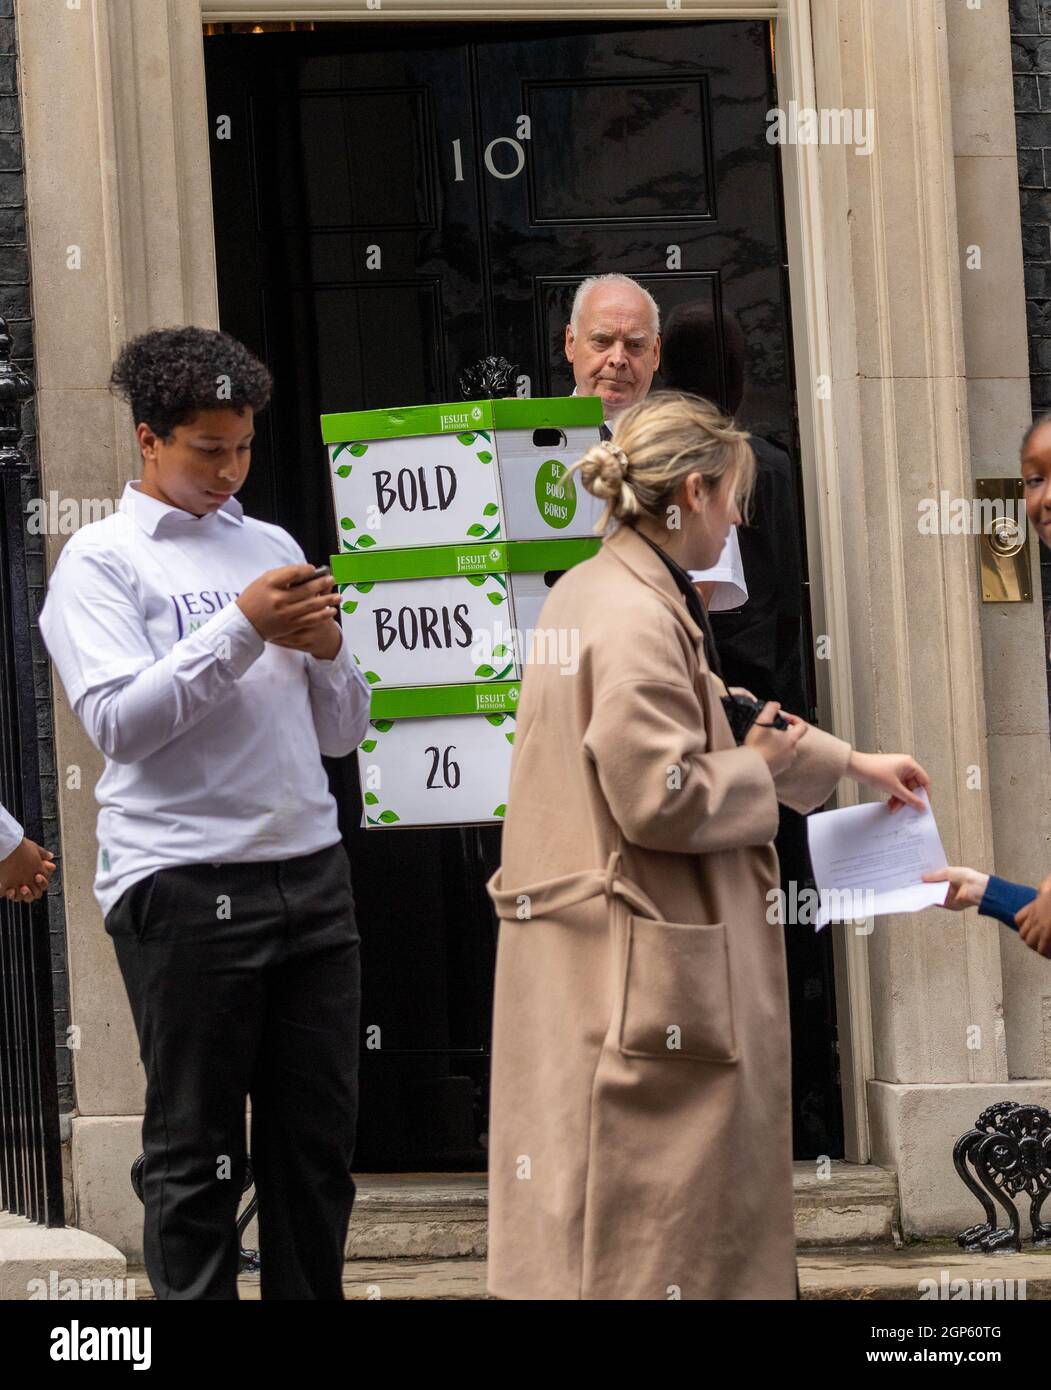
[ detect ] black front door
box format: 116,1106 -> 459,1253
205,18 -> 843,1168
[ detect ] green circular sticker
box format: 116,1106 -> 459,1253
534,459 -> 576,530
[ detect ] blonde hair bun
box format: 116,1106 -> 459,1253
577,440 -> 631,501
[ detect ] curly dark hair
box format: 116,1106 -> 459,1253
1022,411 -> 1051,454
109,326 -> 272,438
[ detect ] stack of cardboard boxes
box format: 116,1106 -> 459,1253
324,396 -> 604,826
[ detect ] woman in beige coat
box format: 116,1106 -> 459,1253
486,393 -> 929,1300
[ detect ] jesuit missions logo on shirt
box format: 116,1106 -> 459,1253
169,588 -> 241,639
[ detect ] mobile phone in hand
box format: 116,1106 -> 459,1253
292,565 -> 332,586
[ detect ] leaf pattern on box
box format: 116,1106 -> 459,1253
361,719 -> 401,825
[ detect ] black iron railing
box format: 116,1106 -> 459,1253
0,316 -> 64,1225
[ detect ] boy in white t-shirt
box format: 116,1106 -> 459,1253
40,327 -> 370,1300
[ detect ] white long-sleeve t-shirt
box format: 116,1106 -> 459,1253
39,480 -> 371,919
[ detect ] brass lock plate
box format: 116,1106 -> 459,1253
977,478 -> 1031,603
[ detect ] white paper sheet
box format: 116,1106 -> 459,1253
688,526 -> 748,611
805,788 -> 949,930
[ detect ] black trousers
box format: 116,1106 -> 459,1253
104,842 -> 361,1300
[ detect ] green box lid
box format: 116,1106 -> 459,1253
321,394 -> 602,445
369,681 -> 521,721
331,537 -> 600,584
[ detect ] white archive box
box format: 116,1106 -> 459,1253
322,396 -> 604,553
357,685 -> 520,828
340,572 -> 519,689
331,538 -> 600,695
330,540 -> 601,822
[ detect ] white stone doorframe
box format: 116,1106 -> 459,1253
16,0 -> 1051,1243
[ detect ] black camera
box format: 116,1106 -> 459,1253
720,693 -> 791,745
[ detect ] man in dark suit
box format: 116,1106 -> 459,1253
661,299 -> 839,1163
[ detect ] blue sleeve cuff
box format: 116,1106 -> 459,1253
978,875 -> 1037,931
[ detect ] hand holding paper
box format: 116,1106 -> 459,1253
805,788 -> 949,930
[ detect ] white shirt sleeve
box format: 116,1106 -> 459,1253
40,544 -> 266,765
305,632 -> 373,756
0,802 -> 24,861
688,527 -> 749,612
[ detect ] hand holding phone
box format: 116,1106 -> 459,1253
236,563 -> 339,641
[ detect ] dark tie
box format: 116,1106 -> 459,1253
599,422 -> 612,441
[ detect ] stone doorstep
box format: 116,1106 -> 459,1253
792,1161 -> 899,1248
799,1246 -> 1051,1302
123,1247 -> 1051,1301
6,1157 -> 941,1298
0,1211 -> 127,1302
343,1173 -> 488,1259
337,1162 -> 900,1260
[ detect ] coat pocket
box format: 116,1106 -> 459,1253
618,916 -> 737,1063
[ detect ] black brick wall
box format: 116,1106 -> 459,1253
1,0 -> 73,1112
1012,0 -> 1051,413
1011,0 -> 1051,728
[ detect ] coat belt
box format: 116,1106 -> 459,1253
487,850 -> 664,924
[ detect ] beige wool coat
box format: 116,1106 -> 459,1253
486,522 -> 852,1300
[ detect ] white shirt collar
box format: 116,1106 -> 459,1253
120,479 -> 246,536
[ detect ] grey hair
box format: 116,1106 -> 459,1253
569,273 -> 661,338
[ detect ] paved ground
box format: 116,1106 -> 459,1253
126,1244 -> 1051,1300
